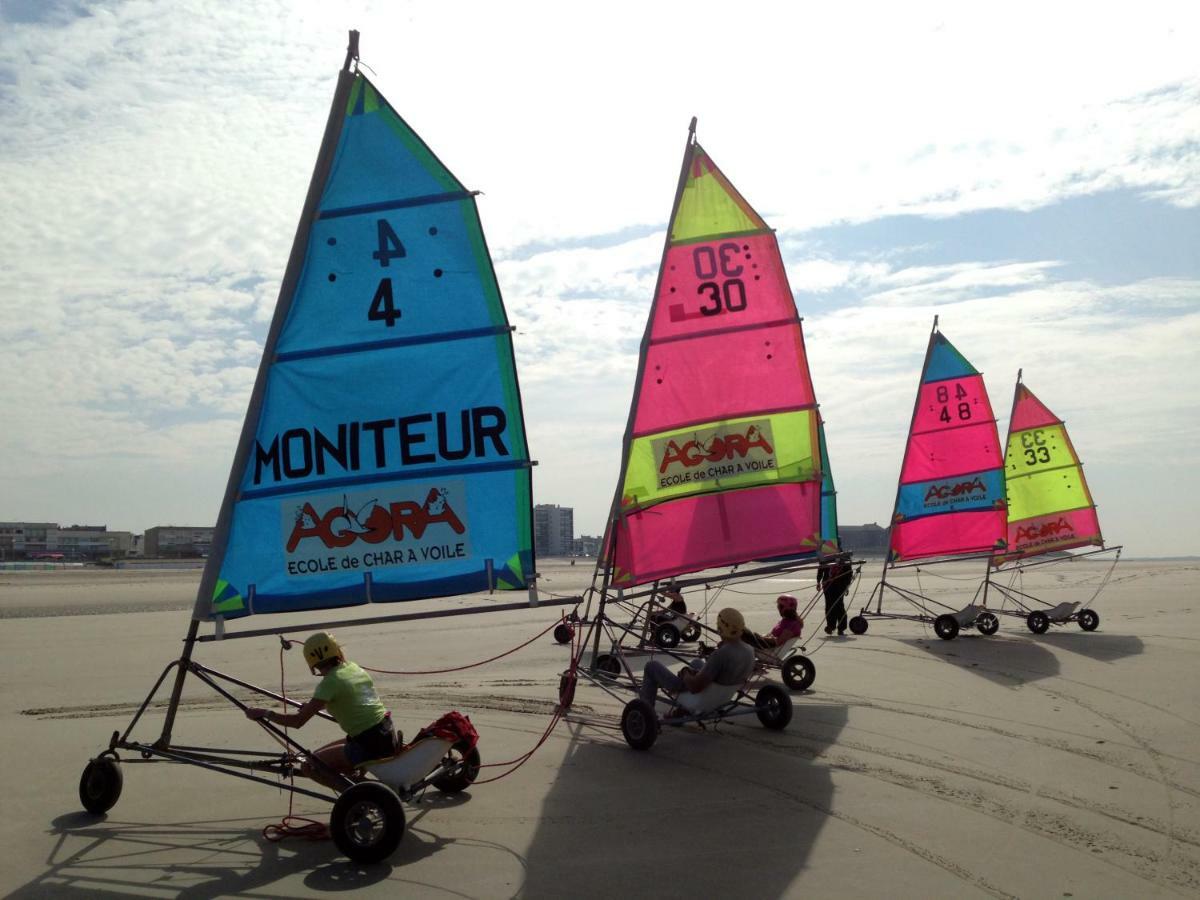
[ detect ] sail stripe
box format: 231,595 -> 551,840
319,190 -> 474,219
276,324 -> 512,363
647,316 -> 801,346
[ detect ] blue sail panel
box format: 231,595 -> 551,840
200,70 -> 532,621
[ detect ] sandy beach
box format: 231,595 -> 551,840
2,557 -> 1198,898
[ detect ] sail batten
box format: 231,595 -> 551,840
604,132 -> 823,586
193,56 -> 533,621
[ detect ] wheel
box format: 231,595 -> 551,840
620,699 -> 659,750
781,655 -> 816,692
330,781 -> 405,863
755,684 -> 793,730
595,653 -> 620,678
933,614 -> 959,641
849,616 -> 868,635
1078,609 -> 1100,632
553,622 -> 574,644
681,622 -> 701,643
432,741 -> 482,794
558,672 -> 577,707
976,612 -> 1000,636
79,756 -> 123,815
1027,610 -> 1050,634
653,622 -> 681,649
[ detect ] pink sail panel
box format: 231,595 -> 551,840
892,508 -> 1009,561
611,483 -> 821,586
632,323 -> 814,435
1008,384 -> 1059,432
901,420 -> 1005,483
1003,507 -> 1102,562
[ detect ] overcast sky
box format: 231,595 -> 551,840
2,0 -> 1198,557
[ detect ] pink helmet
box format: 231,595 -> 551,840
776,594 -> 798,614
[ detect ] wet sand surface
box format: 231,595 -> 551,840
2,558 -> 1198,898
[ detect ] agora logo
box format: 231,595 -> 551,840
924,476 -> 987,502
1015,517 -> 1073,543
286,487 -> 465,552
659,425 -> 774,473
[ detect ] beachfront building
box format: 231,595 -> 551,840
572,534 -> 602,557
0,522 -> 133,561
840,523 -> 889,557
534,504 -> 574,557
143,526 -> 215,559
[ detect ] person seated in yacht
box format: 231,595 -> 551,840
742,594 -> 804,650
639,608 -> 755,712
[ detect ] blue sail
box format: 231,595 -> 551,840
196,74 -> 533,620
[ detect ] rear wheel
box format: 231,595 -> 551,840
595,654 -> 620,678
558,673 -> 576,707
755,685 -> 793,730
976,612 -> 1000,636
781,655 -> 816,692
1027,610 -> 1050,634
934,614 -> 959,641
79,756 -> 123,815
432,741 -> 481,794
621,699 -> 658,750
681,622 -> 701,643
849,616 -> 868,635
1078,609 -> 1100,632
653,622 -> 681,650
330,782 -> 405,863
553,623 -> 574,644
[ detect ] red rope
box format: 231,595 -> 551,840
360,615 -> 566,675
262,643 -> 330,843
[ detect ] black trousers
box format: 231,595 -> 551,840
824,588 -> 848,632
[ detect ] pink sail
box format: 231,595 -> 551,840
605,125 -> 822,587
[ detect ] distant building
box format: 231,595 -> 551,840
0,522 -> 133,560
572,534 -> 602,557
144,526 -> 214,558
534,504 -> 574,557
840,523 -> 888,557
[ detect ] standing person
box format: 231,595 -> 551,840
639,608 -> 755,709
245,632 -> 397,791
818,553 -> 854,635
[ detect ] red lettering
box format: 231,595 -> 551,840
658,425 -> 776,474
286,489 -> 466,552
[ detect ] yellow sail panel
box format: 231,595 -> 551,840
669,147 -> 767,243
621,410 -> 817,511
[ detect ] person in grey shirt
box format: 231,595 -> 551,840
639,608 -> 755,708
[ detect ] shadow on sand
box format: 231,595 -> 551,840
899,633 -> 1062,686
9,794 -> 472,898
517,701 -> 848,898
1031,631 -> 1145,663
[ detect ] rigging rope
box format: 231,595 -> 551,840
360,616 -> 565,675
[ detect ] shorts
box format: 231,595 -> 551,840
345,714 -> 397,765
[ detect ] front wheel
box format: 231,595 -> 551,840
781,655 -> 816,692
621,699 -> 658,750
1027,610 -> 1050,634
681,622 -> 701,643
849,616 -> 868,635
1078,609 -> 1100,632
553,622 -> 574,645
432,741 -> 481,794
79,756 -> 123,815
934,614 -> 959,641
330,782 -> 406,863
653,622 -> 681,650
976,612 -> 1000,636
755,684 -> 793,730
595,653 -> 620,678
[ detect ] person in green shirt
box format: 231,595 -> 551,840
245,632 -> 396,791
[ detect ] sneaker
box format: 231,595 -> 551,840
824,626 -> 834,635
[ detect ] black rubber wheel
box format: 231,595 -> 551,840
653,622 -> 681,649
330,782 -> 405,863
755,684 -> 793,730
681,622 -> 701,643
849,616 -> 868,635
1078,609 -> 1100,632
934,614 -> 959,641
621,699 -> 659,750
976,612 -> 1000,636
1027,610 -> 1050,634
432,741 -> 482,794
558,672 -> 577,707
553,622 -> 574,644
79,756 -> 123,815
781,655 -> 816,692
595,653 -> 620,678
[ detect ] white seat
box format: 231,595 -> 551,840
662,681 -> 741,716
952,604 -> 982,626
362,736 -> 453,792
1044,601 -> 1080,622
755,635 -> 800,664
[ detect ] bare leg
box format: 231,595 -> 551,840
301,739 -> 356,792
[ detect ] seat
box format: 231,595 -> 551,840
755,635 -> 800,665
662,681 -> 742,716
1044,601 -> 1080,623
362,736 -> 453,792
952,604 -> 982,626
